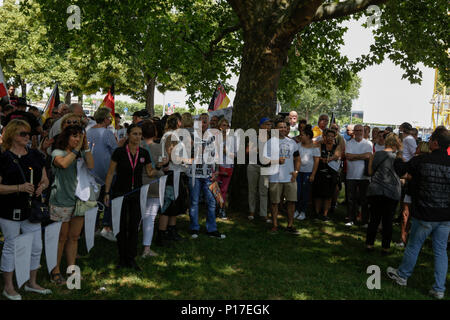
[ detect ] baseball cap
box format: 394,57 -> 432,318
259,117 -> 271,126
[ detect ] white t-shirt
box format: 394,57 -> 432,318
374,143 -> 385,152
402,135 -> 417,162
345,138 -> 373,180
298,143 -> 320,173
263,137 -> 299,183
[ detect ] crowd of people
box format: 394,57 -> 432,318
0,90 -> 449,300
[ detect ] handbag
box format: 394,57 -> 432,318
6,151 -> 50,223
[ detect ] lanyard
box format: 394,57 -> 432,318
126,144 -> 139,189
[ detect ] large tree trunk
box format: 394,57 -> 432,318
145,76 -> 156,116
20,80 -> 26,99
78,94 -> 83,106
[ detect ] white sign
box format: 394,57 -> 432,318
45,222 -> 62,274
14,233 -> 33,289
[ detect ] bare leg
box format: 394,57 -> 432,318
159,215 -> 169,231
168,216 -> 177,227
28,269 -> 47,290
3,272 -> 18,296
52,221 -> 69,275
271,203 -> 279,227
314,198 -> 322,216
287,202 -> 295,228
65,216 -> 84,267
323,199 -> 332,217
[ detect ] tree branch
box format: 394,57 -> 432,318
312,0 -> 388,22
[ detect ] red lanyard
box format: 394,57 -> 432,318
126,145 -> 139,189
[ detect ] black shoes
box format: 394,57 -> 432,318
155,230 -> 173,247
167,226 -> 183,241
286,226 -> 300,235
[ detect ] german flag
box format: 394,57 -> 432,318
41,84 -> 60,123
208,82 -> 230,111
0,63 -> 9,102
99,85 -> 115,128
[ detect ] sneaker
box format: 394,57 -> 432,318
247,215 -> 255,221
142,249 -> 158,258
100,229 -> 117,242
294,210 -> 300,219
190,230 -> 199,239
345,221 -> 354,227
298,212 -> 306,221
286,226 -> 300,235
429,289 -> 444,300
219,208 -> 228,220
265,218 -> 272,224
395,242 -> 405,248
207,231 -> 226,239
386,267 -> 407,286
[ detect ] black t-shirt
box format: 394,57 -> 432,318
0,149 -> 45,221
5,111 -> 41,135
111,145 -> 151,197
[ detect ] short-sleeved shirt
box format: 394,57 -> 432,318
264,137 -> 299,183
87,127 -> 118,184
49,149 -> 80,207
345,138 -> 373,180
402,135 -> 417,162
0,149 -> 45,220
298,143 -> 320,173
111,145 -> 151,197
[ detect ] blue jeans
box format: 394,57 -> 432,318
188,177 -> 217,233
296,172 -> 311,213
398,217 -> 450,293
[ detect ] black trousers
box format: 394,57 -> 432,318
346,179 -> 370,224
365,195 -> 398,249
117,193 -> 141,264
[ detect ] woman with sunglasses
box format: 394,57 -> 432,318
104,124 -> 154,271
0,119 -> 51,300
48,125 -> 94,284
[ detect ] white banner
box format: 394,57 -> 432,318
140,184 -> 150,216
84,207 -> 98,253
159,175 -> 168,208
174,170 -> 180,200
45,221 -> 62,274
111,196 -> 124,237
14,233 -> 33,289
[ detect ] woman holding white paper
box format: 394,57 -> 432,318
104,124 -> 154,271
0,120 -> 51,300
49,125 -> 94,285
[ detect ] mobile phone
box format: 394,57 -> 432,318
13,209 -> 21,221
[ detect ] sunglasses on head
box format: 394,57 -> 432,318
18,131 -> 31,137
65,120 -> 80,125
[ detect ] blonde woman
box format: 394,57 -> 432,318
0,120 -> 51,300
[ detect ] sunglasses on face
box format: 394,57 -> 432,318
65,120 -> 80,125
18,131 -> 31,137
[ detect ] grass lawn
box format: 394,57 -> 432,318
2,193 -> 448,300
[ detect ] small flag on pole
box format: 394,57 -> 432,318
208,82 -> 230,112
41,84 -> 60,123
99,85 -> 115,128
0,63 -> 9,102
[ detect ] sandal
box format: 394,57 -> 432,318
50,273 -> 66,285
